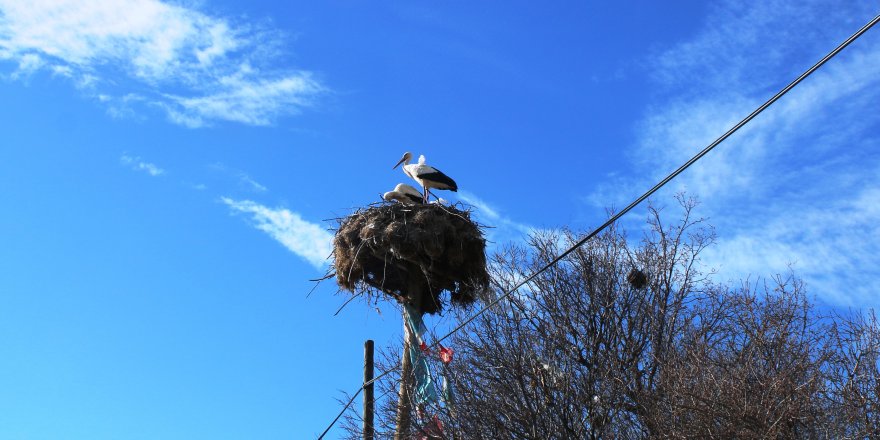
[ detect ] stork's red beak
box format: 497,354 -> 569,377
392,156 -> 406,169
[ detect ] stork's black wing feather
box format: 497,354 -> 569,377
416,170 -> 458,191
405,193 -> 425,204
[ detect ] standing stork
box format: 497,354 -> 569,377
383,183 -> 424,205
392,152 -> 458,203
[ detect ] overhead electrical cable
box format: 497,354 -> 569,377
316,12 -> 880,439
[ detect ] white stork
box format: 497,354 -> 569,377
392,152 -> 458,203
383,183 -> 424,205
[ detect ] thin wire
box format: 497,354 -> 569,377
315,12 -> 880,439
317,368 -> 397,439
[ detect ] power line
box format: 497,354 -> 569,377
431,10 -> 880,350
315,12 -> 880,439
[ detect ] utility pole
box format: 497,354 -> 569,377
364,339 -> 375,440
394,311 -> 415,440
396,279 -> 428,440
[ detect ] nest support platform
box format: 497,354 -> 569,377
333,203 -> 489,314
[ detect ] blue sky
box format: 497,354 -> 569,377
0,1 -> 878,438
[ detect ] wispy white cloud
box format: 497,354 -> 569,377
100,93 -> 147,120
10,52 -> 42,78
237,173 -> 267,193
209,162 -> 267,192
221,197 -> 332,269
458,190 -> 536,246
458,190 -> 501,221
0,0 -> 323,126
591,0 -> 880,307
162,69 -> 323,127
120,153 -> 164,176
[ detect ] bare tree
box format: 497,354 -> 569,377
436,196 -> 715,439
650,277 -> 837,438
338,196 -> 880,439
827,310 -> 880,438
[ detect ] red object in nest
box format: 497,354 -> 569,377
419,341 -> 429,353
439,346 -> 453,364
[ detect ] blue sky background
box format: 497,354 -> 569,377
0,1 -> 878,438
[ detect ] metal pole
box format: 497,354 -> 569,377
363,339 -> 375,440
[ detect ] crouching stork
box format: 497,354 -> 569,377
383,183 -> 424,205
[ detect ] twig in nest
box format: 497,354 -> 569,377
347,240 -> 368,285
433,202 -> 473,224
334,292 -> 362,316
307,271 -> 336,298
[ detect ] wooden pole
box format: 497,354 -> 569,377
363,339 -> 375,440
394,311 -> 414,440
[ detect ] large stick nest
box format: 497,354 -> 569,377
333,203 -> 489,314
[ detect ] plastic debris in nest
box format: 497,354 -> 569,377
333,202 -> 489,314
